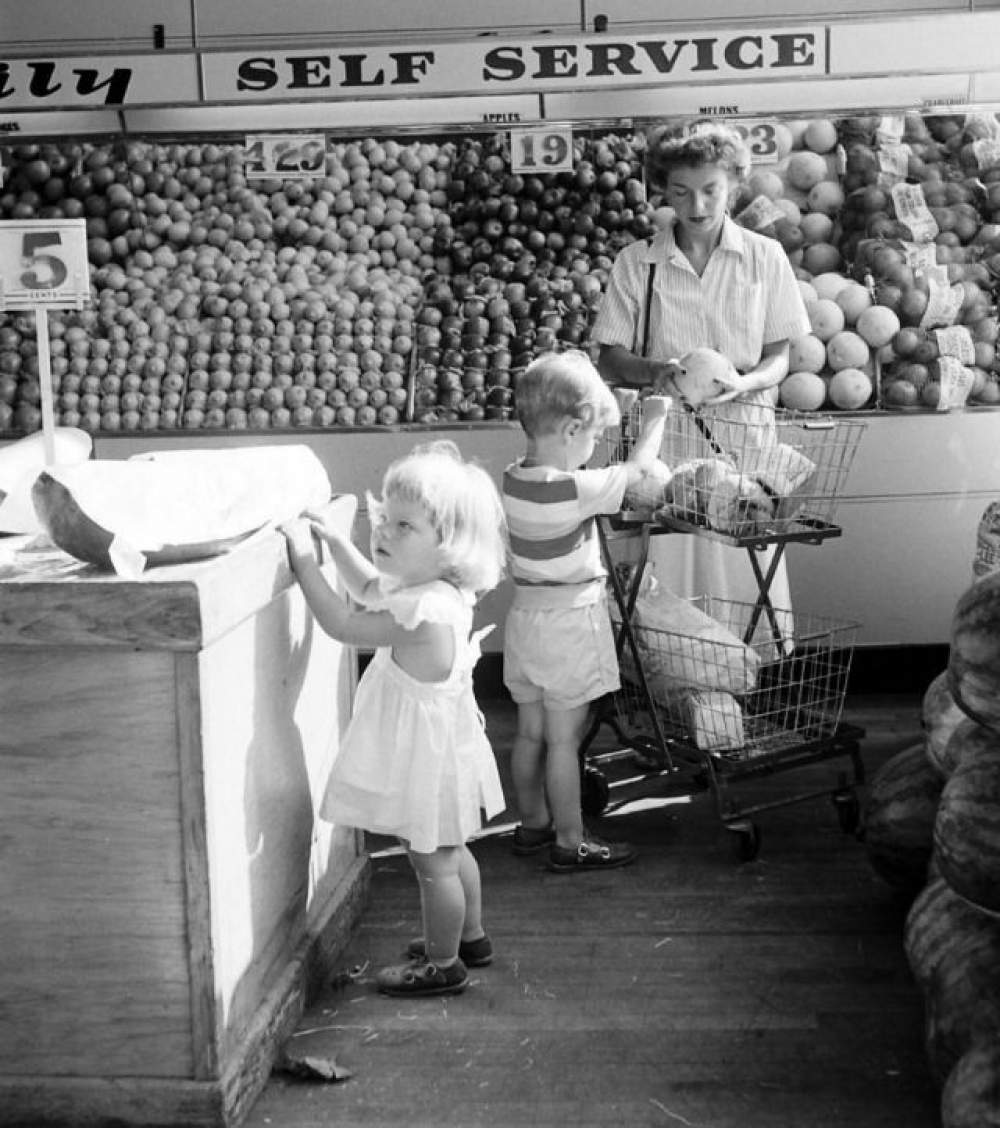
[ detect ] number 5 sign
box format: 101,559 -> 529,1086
0,219 -> 90,311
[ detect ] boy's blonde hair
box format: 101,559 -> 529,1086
515,349 -> 620,439
373,440 -> 507,594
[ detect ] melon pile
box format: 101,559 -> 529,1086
861,562 -> 1000,1123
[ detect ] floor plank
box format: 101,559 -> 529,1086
243,694 -> 938,1128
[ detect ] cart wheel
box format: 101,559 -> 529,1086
581,767 -> 611,817
727,820 -> 761,862
833,789 -> 861,836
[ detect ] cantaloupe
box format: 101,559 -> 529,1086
862,742 -> 945,894
31,445 -> 331,577
924,670 -> 970,778
941,1042 -> 1000,1127
949,572 -> 1000,733
0,427 -> 92,534
934,752 -> 1000,913
674,348 -> 737,406
624,458 -> 673,514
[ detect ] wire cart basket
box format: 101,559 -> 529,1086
581,396 -> 868,860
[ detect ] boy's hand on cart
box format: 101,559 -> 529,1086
641,394 -> 672,420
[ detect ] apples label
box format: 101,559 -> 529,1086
509,127 -> 574,175
734,194 -> 785,232
0,218 -> 90,309
891,182 -> 938,243
243,134 -> 326,179
934,326 -> 976,364
935,355 -> 974,411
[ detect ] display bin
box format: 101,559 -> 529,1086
0,494 -> 367,1128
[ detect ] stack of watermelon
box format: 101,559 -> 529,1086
863,568 -> 1000,1125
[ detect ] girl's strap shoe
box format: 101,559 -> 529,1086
376,956 -> 468,997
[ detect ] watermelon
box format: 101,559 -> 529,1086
923,670 -> 969,778
0,427 -> 92,534
31,445 -> 331,577
949,572 -> 1000,734
941,1042 -> 1000,1128
904,876 -> 1000,993
925,939 -> 1000,1087
934,753 -> 1000,913
862,742 -> 944,894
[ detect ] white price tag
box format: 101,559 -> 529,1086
891,182 -> 939,243
730,120 -> 782,164
0,218 -> 90,310
735,194 -> 786,232
935,355 -> 974,411
934,326 -> 976,364
509,127 -> 574,175
243,134 -> 327,180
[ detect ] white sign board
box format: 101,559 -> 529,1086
0,219 -> 91,311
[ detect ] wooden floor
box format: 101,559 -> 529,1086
243,693 -> 939,1128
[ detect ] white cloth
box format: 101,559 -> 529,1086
320,580 -> 504,853
591,217 -> 811,611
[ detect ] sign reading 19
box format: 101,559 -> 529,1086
509,126 -> 575,175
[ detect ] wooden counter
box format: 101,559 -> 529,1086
0,495 -> 368,1128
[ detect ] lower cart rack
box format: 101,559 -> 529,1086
582,578 -> 865,860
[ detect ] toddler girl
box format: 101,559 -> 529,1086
281,440 -> 507,998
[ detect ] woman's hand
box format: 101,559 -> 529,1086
701,363 -> 747,406
648,357 -> 686,396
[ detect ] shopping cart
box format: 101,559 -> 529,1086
580,398 -> 868,860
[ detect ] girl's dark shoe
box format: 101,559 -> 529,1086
376,956 -> 469,997
406,933 -> 493,967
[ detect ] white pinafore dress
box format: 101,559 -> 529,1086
320,580 -> 504,854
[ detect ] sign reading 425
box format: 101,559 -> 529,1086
0,219 -> 91,310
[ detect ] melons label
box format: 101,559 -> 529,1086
891,183 -> 939,243
920,277 -> 963,330
734,195 -> 786,232
934,326 -> 976,364
935,355 -> 974,411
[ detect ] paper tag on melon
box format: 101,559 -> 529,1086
968,138 -> 1000,171
734,194 -> 786,232
935,355 -> 974,411
934,325 -> 976,364
877,144 -> 910,183
891,182 -> 939,242
876,115 -> 906,146
919,276 -> 964,329
900,240 -> 939,272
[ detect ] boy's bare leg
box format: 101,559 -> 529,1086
510,700 -> 551,829
544,703 -> 591,849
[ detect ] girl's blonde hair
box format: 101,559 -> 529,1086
373,440 -> 507,594
515,349 -> 620,439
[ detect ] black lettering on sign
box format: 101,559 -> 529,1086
483,46 -> 526,81
237,58 -> 278,92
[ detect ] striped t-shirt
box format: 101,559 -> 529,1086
501,460 -> 631,609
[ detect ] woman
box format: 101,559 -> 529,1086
590,121 -> 811,612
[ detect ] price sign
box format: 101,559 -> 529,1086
243,134 -> 327,180
509,127 -> 574,175
729,120 -> 782,164
0,219 -> 90,310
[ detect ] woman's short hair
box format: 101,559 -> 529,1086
515,349 -> 620,439
375,440 -> 507,593
644,121 -> 751,192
